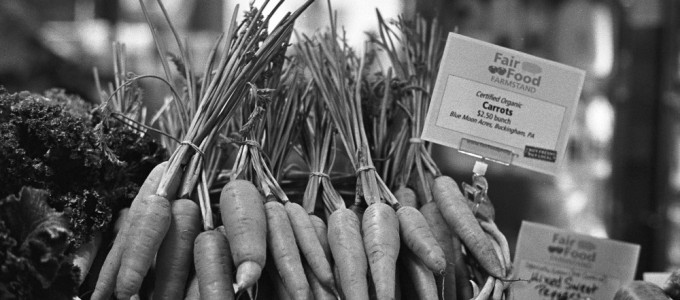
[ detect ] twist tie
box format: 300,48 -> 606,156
309,172 -> 330,179
409,137 -> 424,144
244,140 -> 261,149
234,139 -> 262,150
355,165 -> 375,175
181,141 -> 205,157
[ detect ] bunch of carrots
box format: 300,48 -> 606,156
76,0 -> 515,299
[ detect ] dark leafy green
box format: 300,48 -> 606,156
0,187 -> 79,300
0,87 -> 167,250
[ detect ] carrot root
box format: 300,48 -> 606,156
304,259 -> 337,300
433,176 -> 504,278
153,199 -> 202,300
481,220 -> 512,276
452,234 -> 473,300
269,264 -> 293,300
362,203 -> 400,300
419,201 -> 457,299
246,286 -> 256,300
492,278 -> 504,300
219,179 -> 267,291
474,276 -> 495,300
73,232 -> 102,285
397,205 -> 447,275
402,250 -> 439,300
233,261 -> 263,294
309,215 -> 332,261
471,280 -> 481,298
91,162 -> 168,300
194,230 -> 235,300
115,194 -> 172,299
266,201 -> 311,300
113,208 -> 129,235
184,275 -> 200,300
285,202 -> 335,289
91,228 -> 125,300
328,208 -> 369,300
487,233 -> 507,277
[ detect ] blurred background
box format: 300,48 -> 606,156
1,0 -> 679,278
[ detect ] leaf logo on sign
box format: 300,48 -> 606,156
488,66 -> 507,76
547,245 -> 565,254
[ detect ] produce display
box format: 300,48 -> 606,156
2,1 -> 677,300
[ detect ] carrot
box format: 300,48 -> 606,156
489,238 -> 509,300
328,208 -> 369,300
451,234 -> 473,299
113,208 -> 129,235
470,279 -> 481,298
219,179 -> 267,292
432,176 -> 504,278
394,186 -> 418,208
193,229 -> 235,300
73,232 -> 102,285
396,204 -> 446,275
367,270 -> 378,300
153,199 -> 202,300
419,201 -> 457,299
303,259 -> 337,300
362,202 -> 400,300
183,275 -> 200,300
470,263 -> 487,296
115,194 -> 173,299
492,277 -> 504,300
480,221 -> 511,276
401,249 -> 439,300
285,202 -> 335,289
268,263 -> 293,300
309,215 -> 332,262
91,208 -> 124,292
333,264 -> 344,299
475,276 -> 495,299
266,201 -> 311,300
91,161 -> 168,300
310,214 -> 342,298
395,187 -> 447,276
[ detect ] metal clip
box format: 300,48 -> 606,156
463,161 -> 490,215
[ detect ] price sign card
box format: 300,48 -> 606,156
510,221 -> 640,300
421,33 -> 585,175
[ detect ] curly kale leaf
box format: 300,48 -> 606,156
42,88 -> 94,120
48,189 -> 112,250
0,90 -> 103,197
0,219 -> 29,300
0,187 -> 80,300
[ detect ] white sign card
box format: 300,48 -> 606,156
511,221 -> 640,300
422,33 -> 586,175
